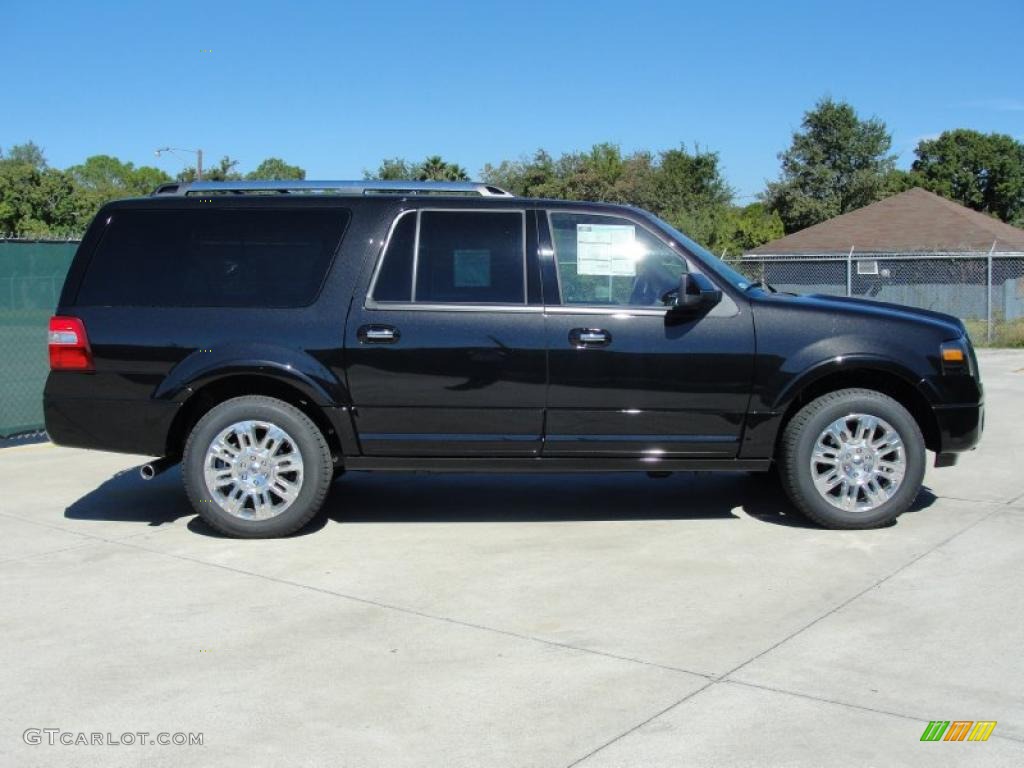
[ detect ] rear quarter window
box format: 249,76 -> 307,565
74,208 -> 348,307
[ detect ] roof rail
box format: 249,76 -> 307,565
151,180 -> 515,197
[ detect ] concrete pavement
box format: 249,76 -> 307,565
1,349 -> 1022,767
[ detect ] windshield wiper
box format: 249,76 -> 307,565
744,280 -> 778,293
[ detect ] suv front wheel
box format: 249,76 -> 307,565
182,395 -> 334,538
778,388 -> 926,529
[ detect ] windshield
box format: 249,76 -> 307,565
639,211 -> 753,291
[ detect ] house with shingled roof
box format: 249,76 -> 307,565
748,187 -> 1024,256
740,188 -> 1024,329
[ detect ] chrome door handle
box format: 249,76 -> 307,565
358,325 -> 400,344
569,328 -> 611,347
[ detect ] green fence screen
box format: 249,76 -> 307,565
0,240 -> 78,437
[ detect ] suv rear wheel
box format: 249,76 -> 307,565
778,388 -> 925,529
182,396 -> 333,538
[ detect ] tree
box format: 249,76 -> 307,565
177,156 -> 242,182
2,141 -> 48,170
911,129 -> 1024,224
723,202 -> 785,253
481,150 -> 562,198
652,145 -> 733,219
364,158 -> 417,180
246,157 -> 306,181
482,142 -> 749,250
764,98 -> 896,233
364,155 -> 468,181
416,155 -> 469,181
67,155 -> 171,213
482,142 -> 731,214
0,161 -> 81,236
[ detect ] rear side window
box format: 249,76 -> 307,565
370,210 -> 525,305
75,209 -> 348,307
371,212 -> 415,302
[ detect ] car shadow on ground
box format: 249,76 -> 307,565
65,465 -> 938,537
64,466 -> 194,527
327,471 -> 937,530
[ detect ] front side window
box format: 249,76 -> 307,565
549,212 -> 688,307
371,210 -> 525,305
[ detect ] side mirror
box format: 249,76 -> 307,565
668,272 -> 722,315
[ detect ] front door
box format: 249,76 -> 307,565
345,207 -> 546,456
540,210 -> 755,457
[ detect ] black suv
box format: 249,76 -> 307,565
44,180 -> 983,537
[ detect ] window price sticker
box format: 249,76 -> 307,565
576,224 -> 637,276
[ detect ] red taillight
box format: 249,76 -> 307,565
48,316 -> 94,371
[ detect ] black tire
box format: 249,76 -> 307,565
778,388 -> 925,529
182,396 -> 333,538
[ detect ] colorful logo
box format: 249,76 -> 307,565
920,721 -> 997,742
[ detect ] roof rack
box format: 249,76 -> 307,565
151,180 -> 514,197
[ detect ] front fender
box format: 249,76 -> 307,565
740,349 -> 938,460
153,343 -> 349,405
772,353 -> 935,414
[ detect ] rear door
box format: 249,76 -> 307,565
540,209 -> 755,457
344,206 -> 546,456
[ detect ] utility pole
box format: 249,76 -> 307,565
155,147 -> 204,180
986,239 -> 996,343
846,245 -> 854,297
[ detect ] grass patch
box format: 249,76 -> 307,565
965,318 -> 1024,347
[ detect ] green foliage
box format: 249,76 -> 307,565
763,97 -> 897,233
0,146 -> 308,236
177,156 -> 242,182
364,155 -> 469,181
481,143 -> 769,253
3,141 -> 47,170
0,144 -> 82,236
417,155 -> 469,181
910,129 -> 1024,223
66,155 -> 171,218
481,150 -> 564,198
4,105 -> 1021,245
723,203 -> 786,254
246,157 -> 306,181
365,158 -> 417,180
879,168 -> 918,197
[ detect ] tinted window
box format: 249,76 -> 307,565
415,211 -> 524,304
75,209 -> 347,307
549,212 -> 687,307
371,212 -> 415,302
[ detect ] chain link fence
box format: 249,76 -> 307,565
0,239 -> 79,438
729,252 -> 1024,347
2,240 -> 1023,437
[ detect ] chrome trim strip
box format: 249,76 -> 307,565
546,434 -> 738,443
361,433 -> 539,442
544,306 -> 668,317
345,457 -> 772,472
363,301 -> 544,313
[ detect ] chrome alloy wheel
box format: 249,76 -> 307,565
203,420 -> 304,520
810,413 -> 906,513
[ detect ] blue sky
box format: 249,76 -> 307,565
4,0 -> 1022,199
